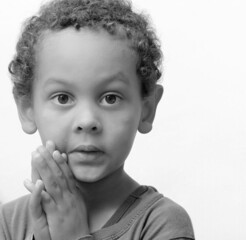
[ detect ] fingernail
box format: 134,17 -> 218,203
24,178 -> 31,185
46,140 -> 52,148
62,153 -> 68,162
36,179 -> 42,187
53,150 -> 60,158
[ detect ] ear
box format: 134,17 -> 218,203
138,84 -> 163,134
15,97 -> 37,134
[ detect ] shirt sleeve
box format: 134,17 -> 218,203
0,205 -> 9,240
140,197 -> 195,240
0,195 -> 33,240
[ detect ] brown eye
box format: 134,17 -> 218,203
101,94 -> 122,106
57,94 -> 69,104
105,95 -> 117,104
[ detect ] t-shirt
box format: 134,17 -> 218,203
0,186 -> 195,240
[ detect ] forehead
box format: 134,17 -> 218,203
35,28 -> 138,80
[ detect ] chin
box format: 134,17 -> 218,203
72,168 -> 107,183
75,175 -> 102,183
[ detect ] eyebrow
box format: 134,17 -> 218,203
43,72 -> 130,88
100,72 -> 130,86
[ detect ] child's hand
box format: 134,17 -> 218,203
25,141 -> 90,240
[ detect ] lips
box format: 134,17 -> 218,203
71,145 -> 102,153
68,145 -> 104,163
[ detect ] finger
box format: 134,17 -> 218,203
31,151 -> 41,184
37,146 -> 63,181
24,179 -> 56,213
24,179 -> 35,193
40,189 -> 56,213
53,150 -> 65,164
62,153 -> 68,163
53,151 -> 76,193
49,150 -> 69,190
45,140 -> 56,155
30,180 -> 52,240
53,151 -> 76,191
29,180 -> 45,219
32,149 -> 62,201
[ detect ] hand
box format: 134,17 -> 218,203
24,141 -> 55,240
24,141 -> 90,240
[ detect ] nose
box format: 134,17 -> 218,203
73,106 -> 102,134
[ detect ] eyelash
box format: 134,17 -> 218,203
51,93 -> 74,105
51,93 -> 122,106
101,93 -> 122,105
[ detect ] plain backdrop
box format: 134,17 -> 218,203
0,0 -> 246,239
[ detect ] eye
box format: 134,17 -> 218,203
101,94 -> 122,105
52,94 -> 73,105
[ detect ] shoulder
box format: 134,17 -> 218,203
0,195 -> 32,240
139,186 -> 195,239
0,195 -> 31,223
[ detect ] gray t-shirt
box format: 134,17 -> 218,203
0,186 -> 195,240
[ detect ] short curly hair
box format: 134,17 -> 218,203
9,0 -> 163,100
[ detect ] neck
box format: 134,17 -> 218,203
76,166 -> 139,208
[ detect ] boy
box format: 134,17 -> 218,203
0,0 -> 195,239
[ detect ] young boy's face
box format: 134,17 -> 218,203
25,29 -> 147,181
18,28 -> 157,182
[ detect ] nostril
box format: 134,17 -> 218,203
76,125 -> 98,132
77,126 -> 83,131
92,126 -> 97,131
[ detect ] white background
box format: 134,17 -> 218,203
0,0 -> 246,239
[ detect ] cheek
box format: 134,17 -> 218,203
35,111 -> 68,150
106,108 -> 141,153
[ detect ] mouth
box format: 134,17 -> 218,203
70,145 -> 103,153
68,145 -> 104,163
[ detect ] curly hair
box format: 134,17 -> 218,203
9,0 -> 163,99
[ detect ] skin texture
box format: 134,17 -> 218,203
18,28 -> 163,239
32,28 -> 143,183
